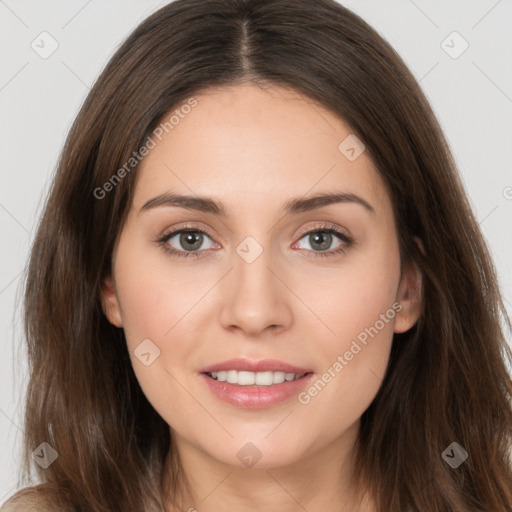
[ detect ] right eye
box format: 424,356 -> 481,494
156,226 -> 220,259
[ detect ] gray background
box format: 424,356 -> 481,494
1,0 -> 511,502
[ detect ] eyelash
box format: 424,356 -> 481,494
155,222 -> 354,260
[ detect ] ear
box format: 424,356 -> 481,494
394,240 -> 423,334
100,275 -> 123,328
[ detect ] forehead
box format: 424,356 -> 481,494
133,83 -> 388,216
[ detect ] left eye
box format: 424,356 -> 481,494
293,228 -> 348,253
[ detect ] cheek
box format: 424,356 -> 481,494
301,238 -> 401,351
113,236 -> 204,347
112,239 -> 203,419
296,238 -> 401,425
110,247 -> 200,417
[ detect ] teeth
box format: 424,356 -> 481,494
273,371 -> 286,384
208,370 -> 306,386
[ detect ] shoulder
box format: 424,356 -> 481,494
1,485 -> 71,512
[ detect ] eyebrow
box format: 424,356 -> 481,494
138,191 -> 375,217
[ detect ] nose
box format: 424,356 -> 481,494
218,243 -> 293,337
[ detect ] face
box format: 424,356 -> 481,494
101,83 -> 421,473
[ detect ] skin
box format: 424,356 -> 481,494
101,82 -> 422,512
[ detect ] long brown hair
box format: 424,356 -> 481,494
4,0 -> 512,511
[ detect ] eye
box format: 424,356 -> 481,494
292,223 -> 353,258
156,225 -> 218,259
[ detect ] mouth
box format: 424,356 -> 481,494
204,370 -> 312,386
199,363 -> 315,409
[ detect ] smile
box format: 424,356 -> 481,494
200,371 -> 314,409
206,370 -> 308,386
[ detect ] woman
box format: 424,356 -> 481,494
3,0 -> 512,511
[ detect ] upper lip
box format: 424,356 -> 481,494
199,358 -> 313,374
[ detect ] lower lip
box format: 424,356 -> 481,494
199,372 -> 315,409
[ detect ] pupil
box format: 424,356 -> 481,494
180,232 -> 202,251
311,232 -> 331,251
